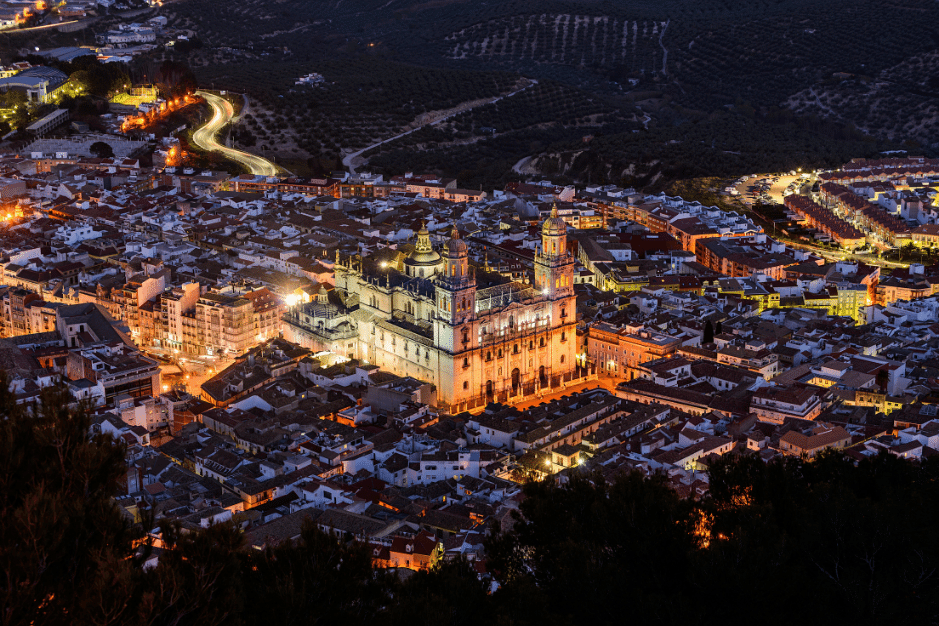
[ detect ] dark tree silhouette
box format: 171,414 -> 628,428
702,319 -> 714,344
90,141 -> 114,158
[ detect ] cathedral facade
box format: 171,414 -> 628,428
284,210 -> 580,413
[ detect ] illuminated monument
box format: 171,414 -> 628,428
285,211 -> 579,412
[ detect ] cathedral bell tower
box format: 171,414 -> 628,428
434,226 -> 476,352
535,204 -> 574,303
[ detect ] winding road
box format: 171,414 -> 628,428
193,90 -> 278,176
343,79 -> 538,175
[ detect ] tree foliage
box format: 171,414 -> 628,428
4,375 -> 939,625
90,141 -> 115,158
0,373 -> 141,625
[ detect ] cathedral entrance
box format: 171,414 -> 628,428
539,365 -> 547,388
486,380 -> 494,400
511,368 -> 521,395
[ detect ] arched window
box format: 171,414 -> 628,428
486,351 -> 491,361
561,355 -> 566,363
463,381 -> 469,390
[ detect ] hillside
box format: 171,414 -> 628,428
161,0 -> 939,182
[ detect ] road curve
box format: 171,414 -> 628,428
343,79 -> 538,174
193,90 -> 278,176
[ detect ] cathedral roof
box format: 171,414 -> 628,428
405,224 -> 442,266
443,226 -> 468,258
542,204 -> 567,237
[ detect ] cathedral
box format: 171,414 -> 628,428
283,209 -> 580,413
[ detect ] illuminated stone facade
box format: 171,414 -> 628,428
285,213 -> 580,412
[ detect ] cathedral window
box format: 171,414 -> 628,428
513,344 -> 519,354
529,340 -> 534,350
462,330 -> 469,343
561,332 -> 567,342
540,337 -> 545,347
561,355 -> 566,363
561,307 -> 567,318
498,349 -> 503,358
463,381 -> 469,390
486,351 -> 491,361
463,357 -> 469,368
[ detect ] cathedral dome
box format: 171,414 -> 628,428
542,204 -> 567,237
443,226 -> 468,258
404,225 -> 442,267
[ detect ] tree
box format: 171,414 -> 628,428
90,141 -> 115,158
0,373 -> 144,625
702,319 -> 714,344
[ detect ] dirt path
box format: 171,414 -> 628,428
658,19 -> 670,76
343,79 -> 538,174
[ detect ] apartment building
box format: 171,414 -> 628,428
750,385 -> 823,424
587,322 -> 681,379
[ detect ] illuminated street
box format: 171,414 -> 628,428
192,90 -> 278,176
